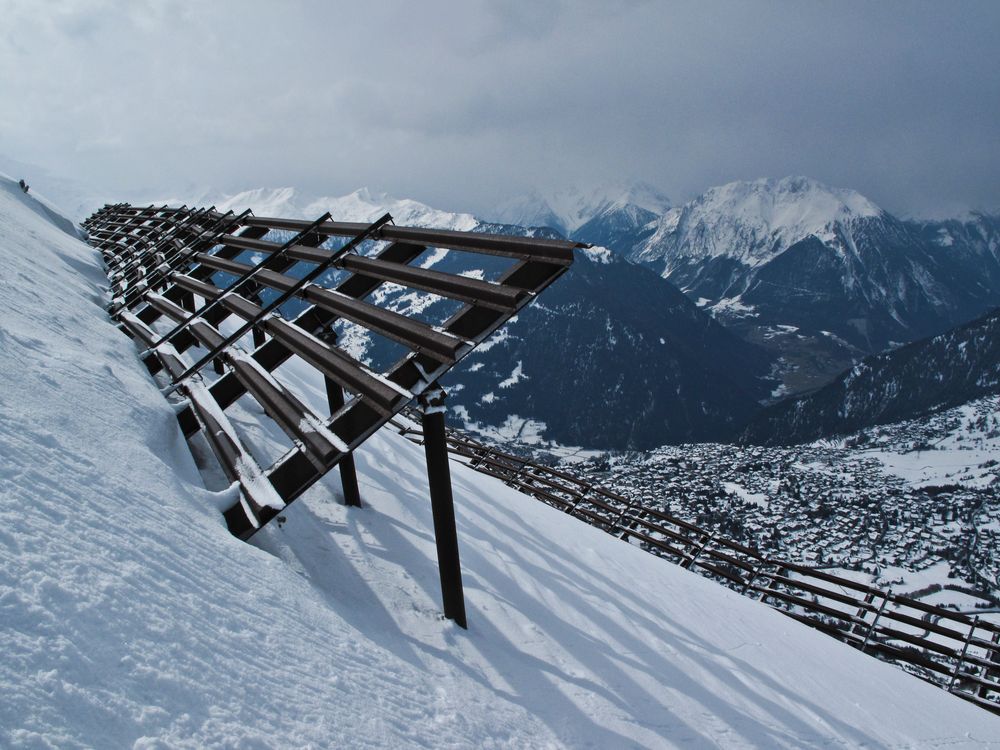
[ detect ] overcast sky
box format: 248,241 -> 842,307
2,0 -> 998,216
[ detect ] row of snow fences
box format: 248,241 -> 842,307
83,202 -> 581,628
389,414 -> 1000,715
79,201 -> 1000,712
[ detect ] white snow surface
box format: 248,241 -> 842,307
637,176 -> 885,269
722,482 -> 770,510
0,168 -> 87,239
854,398 -> 1000,490
2,178 -> 1000,748
580,245 -> 613,264
0,153 -> 116,225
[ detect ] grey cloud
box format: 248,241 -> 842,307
0,0 -> 997,216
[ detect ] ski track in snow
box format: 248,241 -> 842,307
2,178 -> 999,748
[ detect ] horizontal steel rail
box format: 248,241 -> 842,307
232,214 -> 579,264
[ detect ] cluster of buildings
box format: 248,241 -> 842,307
563,403 -> 1000,610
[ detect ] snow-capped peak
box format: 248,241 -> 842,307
180,186 -> 479,232
215,186 -> 301,216
695,176 -> 881,226
489,181 -> 671,234
594,180 -> 674,216
640,176 -> 885,268
488,188 -> 567,233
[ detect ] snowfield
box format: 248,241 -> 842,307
2,176 -> 999,748
637,176 -> 884,269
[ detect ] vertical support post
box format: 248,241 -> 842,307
851,592 -> 877,639
252,326 -> 266,348
178,290 -> 196,312
569,486 -> 589,512
619,504 -> 644,542
608,498 -> 633,538
683,531 -> 715,570
325,377 -> 362,507
740,562 -> 764,595
471,446 -> 493,469
754,564 -> 779,601
420,385 -> 468,629
246,283 -> 267,349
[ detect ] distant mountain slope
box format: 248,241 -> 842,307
741,307 -> 1000,445
906,210 -> 1000,295
489,181 -> 671,237
628,176 -> 1000,392
443,247 -> 775,449
570,202 -> 659,254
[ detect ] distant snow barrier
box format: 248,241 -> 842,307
391,412 -> 1000,716
84,203 -> 581,627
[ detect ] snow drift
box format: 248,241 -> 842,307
1,176 -> 998,748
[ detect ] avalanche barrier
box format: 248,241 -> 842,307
84,202 -> 581,628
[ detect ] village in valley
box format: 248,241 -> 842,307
545,397 -> 1000,614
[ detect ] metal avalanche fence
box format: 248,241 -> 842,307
389,413 -> 1000,715
84,202 -> 581,628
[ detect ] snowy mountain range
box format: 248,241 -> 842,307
634,176 -> 884,269
489,181 -> 672,240
19,158 -> 1000,449
203,185 -> 481,232
617,176 -> 1000,392
484,177 -> 1000,401
156,178 -> 1000,448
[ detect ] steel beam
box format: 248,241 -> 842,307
326,377 -> 362,508
419,386 -> 467,629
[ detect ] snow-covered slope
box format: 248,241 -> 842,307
6,179 -> 999,747
0,153 -> 116,225
839,394 -> 1000,492
636,177 -> 881,270
491,182 -> 671,235
0,170 -> 83,239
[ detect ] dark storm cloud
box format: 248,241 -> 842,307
1,0 -> 997,216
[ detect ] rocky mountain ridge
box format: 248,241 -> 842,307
620,177 -> 1000,392
489,181 -> 671,238
741,306 -> 1000,445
